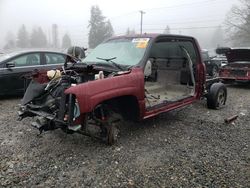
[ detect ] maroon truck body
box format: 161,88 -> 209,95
64,34 -> 206,120
19,34 -> 227,144
64,65 -> 205,120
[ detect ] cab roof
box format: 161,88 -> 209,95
107,33 -> 195,41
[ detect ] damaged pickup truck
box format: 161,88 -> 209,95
217,47 -> 250,83
18,34 -> 227,144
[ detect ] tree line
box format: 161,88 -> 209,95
2,5 -> 176,51
88,2 -> 249,48
4,2 -> 249,50
4,24 -> 72,50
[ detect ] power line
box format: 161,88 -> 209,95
114,22 -> 225,33
143,0 -> 226,11
144,25 -> 224,31
108,0 -> 228,21
143,19 -> 222,26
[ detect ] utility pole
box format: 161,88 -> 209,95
139,10 -> 145,34
52,24 -> 58,48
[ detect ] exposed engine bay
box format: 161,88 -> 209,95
18,63 -> 123,144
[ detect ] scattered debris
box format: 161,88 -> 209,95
127,179 -> 135,188
224,115 -> 238,124
239,112 -> 246,116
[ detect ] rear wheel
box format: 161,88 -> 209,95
207,83 -> 227,109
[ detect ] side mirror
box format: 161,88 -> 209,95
6,62 -> 15,69
144,60 -> 152,77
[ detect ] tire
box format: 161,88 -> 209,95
207,83 -> 227,109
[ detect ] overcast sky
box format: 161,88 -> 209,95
0,0 -> 239,49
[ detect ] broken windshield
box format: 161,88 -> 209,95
82,38 -> 150,66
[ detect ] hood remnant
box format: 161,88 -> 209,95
216,47 -> 250,63
226,49 -> 250,63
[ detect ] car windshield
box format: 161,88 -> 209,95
0,51 -> 20,62
82,37 -> 150,66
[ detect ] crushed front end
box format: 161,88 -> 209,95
18,64 -> 124,144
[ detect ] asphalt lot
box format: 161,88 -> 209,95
0,84 -> 249,187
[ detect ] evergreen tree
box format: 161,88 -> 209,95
30,27 -> 47,48
61,33 -> 72,48
37,27 -> 47,47
126,28 -> 136,35
163,25 -> 171,34
4,31 -> 16,50
17,24 -> 29,48
126,28 -> 130,35
52,24 -> 59,48
104,20 -> 114,39
4,40 -> 15,50
88,6 -> 114,48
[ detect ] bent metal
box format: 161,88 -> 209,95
18,34 -> 227,145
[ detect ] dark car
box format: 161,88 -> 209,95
211,55 -> 228,67
0,49 -> 78,96
201,49 -> 220,77
218,47 -> 250,83
18,34 -> 227,145
66,46 -> 87,59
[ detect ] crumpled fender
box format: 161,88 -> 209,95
64,68 -> 145,113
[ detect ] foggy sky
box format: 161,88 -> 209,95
0,0 -> 239,49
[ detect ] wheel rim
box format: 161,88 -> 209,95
217,89 -> 226,107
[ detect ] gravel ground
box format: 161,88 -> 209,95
0,84 -> 249,187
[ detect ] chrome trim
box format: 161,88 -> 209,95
0,63 -> 63,70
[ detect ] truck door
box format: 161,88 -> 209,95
144,37 -> 198,109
